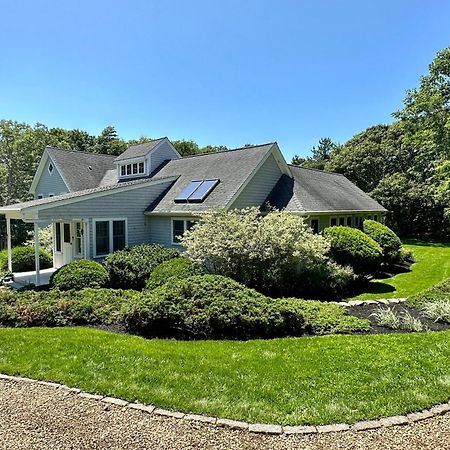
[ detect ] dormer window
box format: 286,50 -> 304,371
119,160 -> 146,178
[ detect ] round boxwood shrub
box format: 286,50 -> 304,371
50,260 -> 108,290
121,275 -> 307,340
324,226 -> 382,275
104,244 -> 180,290
146,257 -> 204,290
363,219 -> 402,262
0,246 -> 52,273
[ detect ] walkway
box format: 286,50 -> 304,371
8,268 -> 56,289
0,379 -> 448,450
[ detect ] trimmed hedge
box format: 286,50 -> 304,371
0,275 -> 370,339
122,275 -> 370,339
50,260 -> 109,291
104,244 -> 180,290
145,257 -> 204,290
363,220 -> 402,262
406,278 -> 450,309
324,226 -> 382,275
0,246 -> 52,273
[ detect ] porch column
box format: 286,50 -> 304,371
34,222 -> 40,286
6,217 -> 12,272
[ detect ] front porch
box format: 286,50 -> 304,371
8,268 -> 56,289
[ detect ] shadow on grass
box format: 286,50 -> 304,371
402,238 -> 450,248
361,282 -> 396,295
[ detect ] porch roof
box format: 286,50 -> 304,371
0,175 -> 178,220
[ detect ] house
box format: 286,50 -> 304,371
0,138 -> 386,284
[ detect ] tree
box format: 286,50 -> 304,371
291,137 -> 338,170
94,126 -> 127,155
171,139 -> 200,156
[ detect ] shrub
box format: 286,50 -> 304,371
323,226 -> 382,275
0,246 -> 52,273
104,244 -> 180,290
363,220 -> 402,262
50,260 -> 109,290
421,300 -> 450,323
400,311 -> 424,332
406,278 -> 450,308
371,307 -> 401,329
121,275 -> 370,339
146,257 -> 204,290
180,208 -> 353,298
398,247 -> 416,264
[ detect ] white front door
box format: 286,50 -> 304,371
62,222 -> 73,265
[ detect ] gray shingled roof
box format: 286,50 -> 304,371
46,147 -> 116,192
114,137 -> 167,162
1,176 -> 177,212
146,143 -> 276,213
264,165 -> 387,213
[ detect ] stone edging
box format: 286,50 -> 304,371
1,373 -> 449,435
333,298 -> 407,307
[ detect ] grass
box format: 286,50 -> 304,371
347,239 -> 450,300
0,327 -> 449,425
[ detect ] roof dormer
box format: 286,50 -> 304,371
114,137 -> 181,180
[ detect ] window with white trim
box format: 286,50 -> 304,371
172,219 -> 197,244
94,219 -> 127,256
309,218 -> 319,234
120,161 -> 145,178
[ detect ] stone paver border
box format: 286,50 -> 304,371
333,298 -> 407,307
1,372 -> 449,435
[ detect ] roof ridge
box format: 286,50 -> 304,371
178,142 -> 276,160
288,164 -> 344,176
46,146 -> 116,159
127,137 -> 167,149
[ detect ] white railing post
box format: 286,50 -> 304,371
6,216 -> 12,272
34,222 -> 40,286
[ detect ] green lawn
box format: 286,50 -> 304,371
0,327 -> 449,425
347,240 -> 450,300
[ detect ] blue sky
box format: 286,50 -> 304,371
1,1 -> 449,161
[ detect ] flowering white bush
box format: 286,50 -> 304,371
181,208 -> 353,298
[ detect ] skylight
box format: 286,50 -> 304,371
174,179 -> 219,203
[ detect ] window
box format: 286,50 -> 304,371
338,217 -> 345,226
94,219 -> 127,256
75,222 -> 83,255
49,193 -> 54,197
48,163 -> 53,174
55,223 -> 62,252
310,219 -> 319,234
174,179 -> 219,203
63,223 -> 71,243
330,218 -> 337,227
37,194 -> 43,199
347,217 -> 352,227
373,215 -> 378,222
120,161 -> 146,178
172,219 -> 197,244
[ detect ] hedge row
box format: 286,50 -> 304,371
0,275 -> 370,339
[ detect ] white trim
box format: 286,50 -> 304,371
93,218 -> 128,258
48,162 -> 54,174
6,217 -> 12,272
34,222 -> 40,286
117,159 -> 146,180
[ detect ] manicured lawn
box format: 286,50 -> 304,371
347,240 -> 450,300
0,327 -> 449,425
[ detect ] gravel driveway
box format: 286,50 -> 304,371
0,379 -> 449,450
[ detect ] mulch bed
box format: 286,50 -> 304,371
347,303 -> 450,334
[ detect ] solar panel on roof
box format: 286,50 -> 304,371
174,180 -> 203,202
188,179 -> 219,202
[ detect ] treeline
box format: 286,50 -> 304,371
292,47 -> 450,236
0,122 -> 227,207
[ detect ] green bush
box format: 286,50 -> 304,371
50,260 -> 109,290
104,244 -> 180,290
146,257 -> 204,290
324,226 -> 382,275
0,276 -> 370,339
181,208 -> 354,299
0,246 -> 52,273
407,278 -> 450,309
121,275 -> 370,339
363,220 -> 402,262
